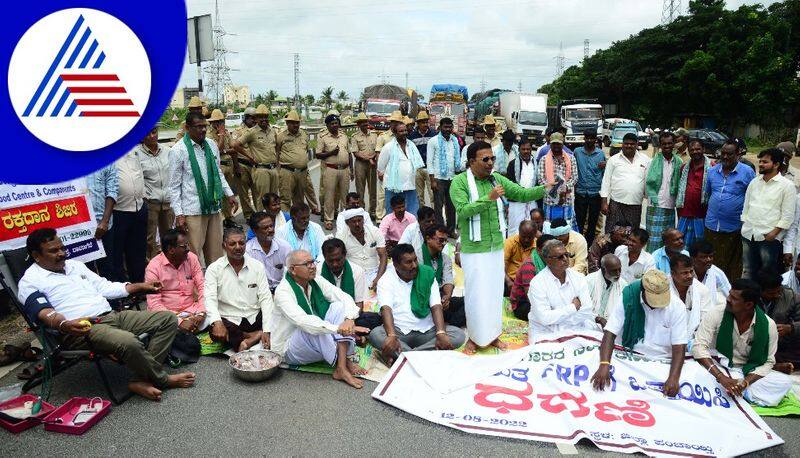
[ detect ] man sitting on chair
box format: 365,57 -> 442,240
18,228 -> 195,401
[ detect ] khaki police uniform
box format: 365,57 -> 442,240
276,128 -> 311,212
208,125 -> 239,219
316,129 -> 351,225
349,128 -> 378,217
239,125 -> 278,210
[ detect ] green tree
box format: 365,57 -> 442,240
336,90 -> 349,104
320,87 -> 335,111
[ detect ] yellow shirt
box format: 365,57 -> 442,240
316,130 -> 350,166
276,129 -> 310,169
566,231 -> 588,275
239,125 -> 277,164
504,234 -> 536,280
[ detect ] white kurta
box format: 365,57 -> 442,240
461,250 -> 505,346
670,278 -> 714,338
507,159 -> 538,238
585,270 -> 627,320
528,267 -> 598,339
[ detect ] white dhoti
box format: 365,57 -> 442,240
729,367 -> 793,407
461,249 -> 504,347
284,301 -> 355,366
365,267 -> 379,289
507,201 -> 537,238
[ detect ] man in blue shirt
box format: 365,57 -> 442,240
704,141 -> 756,281
408,112 -> 437,209
85,164 -> 118,280
574,129 -> 605,245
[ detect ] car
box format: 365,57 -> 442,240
225,112 -> 243,129
686,129 -> 728,158
602,118 -> 649,150
608,123 -> 639,155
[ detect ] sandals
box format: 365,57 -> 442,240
1,343 -> 42,366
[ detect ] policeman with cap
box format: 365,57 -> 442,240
350,112 -> 379,219
316,112 -> 351,230
232,104 -> 278,212
276,109 -> 311,211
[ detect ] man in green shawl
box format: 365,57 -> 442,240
693,279 -> 792,406
169,112 -> 237,265
420,224 -> 465,327
591,269 -> 688,397
272,250 -> 370,389
644,131 -> 683,253
369,244 -> 466,366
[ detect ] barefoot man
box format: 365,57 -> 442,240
450,141 -> 548,353
272,250 -> 369,388
18,228 -> 195,401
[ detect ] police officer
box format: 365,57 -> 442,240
315,113 -> 351,230
349,112 -> 379,219
233,104 -> 277,212
276,109 -> 311,212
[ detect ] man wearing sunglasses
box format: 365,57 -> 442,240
450,141 -> 549,354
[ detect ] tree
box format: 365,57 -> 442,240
265,89 -> 278,111
336,90 -> 349,104
304,94 -> 315,106
320,87 -> 335,111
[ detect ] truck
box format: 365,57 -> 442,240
499,92 -> 548,145
558,98 -> 604,148
361,84 -> 419,131
473,88 -> 509,125
428,84 -> 469,134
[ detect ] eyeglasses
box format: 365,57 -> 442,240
176,243 -> 189,250
292,260 -> 316,268
432,237 -> 448,243
481,156 -> 497,163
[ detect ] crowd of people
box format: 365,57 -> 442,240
13,96 -> 800,406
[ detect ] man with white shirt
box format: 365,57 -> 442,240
586,254 -> 627,327
591,269 -> 687,397
741,148 -> 797,279
205,227 -> 273,353
377,122 -> 424,216
135,124 -> 174,260
335,192 -> 376,235
399,206 -> 437,254
528,240 -> 597,339
113,144 -> 147,282
272,250 -> 369,389
600,133 -> 650,233
245,212 -> 292,292
335,208 -> 387,290
319,238 -> 368,309
427,117 -> 463,231
493,129 -> 518,174
368,244 -> 465,365
669,254 -> 714,339
276,203 -> 326,261
690,240 -> 731,308
504,138 -> 538,237
644,131 -> 683,252
693,279 -> 793,406
169,112 -> 238,265
616,228 -> 655,283
18,228 -> 191,402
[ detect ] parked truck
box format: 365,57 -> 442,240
499,92 -> 548,146
361,84 -> 419,131
473,88 -> 509,125
429,84 -> 469,134
558,98 -> 604,148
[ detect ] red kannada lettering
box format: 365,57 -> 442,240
473,383 -> 534,414
593,400 -> 655,427
537,392 -> 591,418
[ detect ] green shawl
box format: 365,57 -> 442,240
621,281 -> 646,350
531,250 -> 546,273
320,260 -> 355,300
285,273 -> 331,319
645,152 -> 683,203
410,265 -> 437,318
421,243 -> 444,284
183,134 -> 224,215
716,307 -> 769,375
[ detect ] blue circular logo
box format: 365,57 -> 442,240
2,0 -> 187,183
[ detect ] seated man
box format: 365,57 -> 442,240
781,253 -> 800,295
690,240 -> 731,308
380,194 -> 417,253
205,227 -> 273,352
504,220 -> 537,295
693,279 -> 793,406
615,228 -> 655,283
369,244 -> 466,365
546,218 -> 588,275
669,254 -> 714,339
398,205 -> 437,254
591,269 -> 688,397
652,228 -> 689,274
758,269 -> 800,374
246,211 -> 292,292
261,192 -> 289,232
272,249 -> 369,389
18,228 -> 193,401
276,202 -> 326,261
320,238 -> 368,309
335,192 -> 376,235
420,224 -> 466,327
585,253 -> 627,328
335,208 -> 387,290
528,239 -> 596,338
145,229 -> 207,333
510,234 -> 554,321
587,221 -> 631,273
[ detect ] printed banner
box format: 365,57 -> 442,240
0,180 -> 104,263
373,333 -> 783,457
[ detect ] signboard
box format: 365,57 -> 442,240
186,14 -> 213,64
0,179 -> 104,262
373,333 -> 783,457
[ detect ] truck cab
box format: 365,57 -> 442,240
558,99 -> 603,149
608,122 -> 639,155
365,98 -> 401,131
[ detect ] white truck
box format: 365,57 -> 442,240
558,98 -> 604,148
500,92 -> 548,146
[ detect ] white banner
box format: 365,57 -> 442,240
0,179 -> 87,209
373,332 -> 783,457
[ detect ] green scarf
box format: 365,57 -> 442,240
531,250 -> 546,273
285,273 -> 330,319
716,307 -> 769,375
183,134 -> 224,215
621,281 -> 646,350
421,243 -> 444,284
645,152 -> 683,203
410,265 -> 437,318
320,260 -> 355,300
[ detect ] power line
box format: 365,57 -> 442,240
293,53 -> 301,111
554,41 -> 565,78
205,0 -> 236,106
584,39 -> 590,60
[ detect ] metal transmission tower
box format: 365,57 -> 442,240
480,77 -> 486,93
293,53 -> 301,111
518,80 -> 522,92
554,42 -> 565,77
205,0 -> 236,106
661,0 -> 682,24
584,39 -> 590,60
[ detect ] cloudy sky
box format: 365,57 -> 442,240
179,0 -> 779,102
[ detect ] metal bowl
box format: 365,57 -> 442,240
228,349 -> 282,382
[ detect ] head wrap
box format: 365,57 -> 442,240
544,221 -> 571,237
341,208 -> 366,221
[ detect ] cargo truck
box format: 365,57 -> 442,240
499,92 -> 548,146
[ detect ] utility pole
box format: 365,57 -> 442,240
480,77 -> 486,93
517,80 -> 522,92
661,0 -> 682,24
293,53 -> 301,112
205,0 -> 236,106
554,42 -> 565,77
584,39 -> 590,60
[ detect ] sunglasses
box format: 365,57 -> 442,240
481,156 -> 497,163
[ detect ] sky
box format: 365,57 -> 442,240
179,0 -> 780,103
